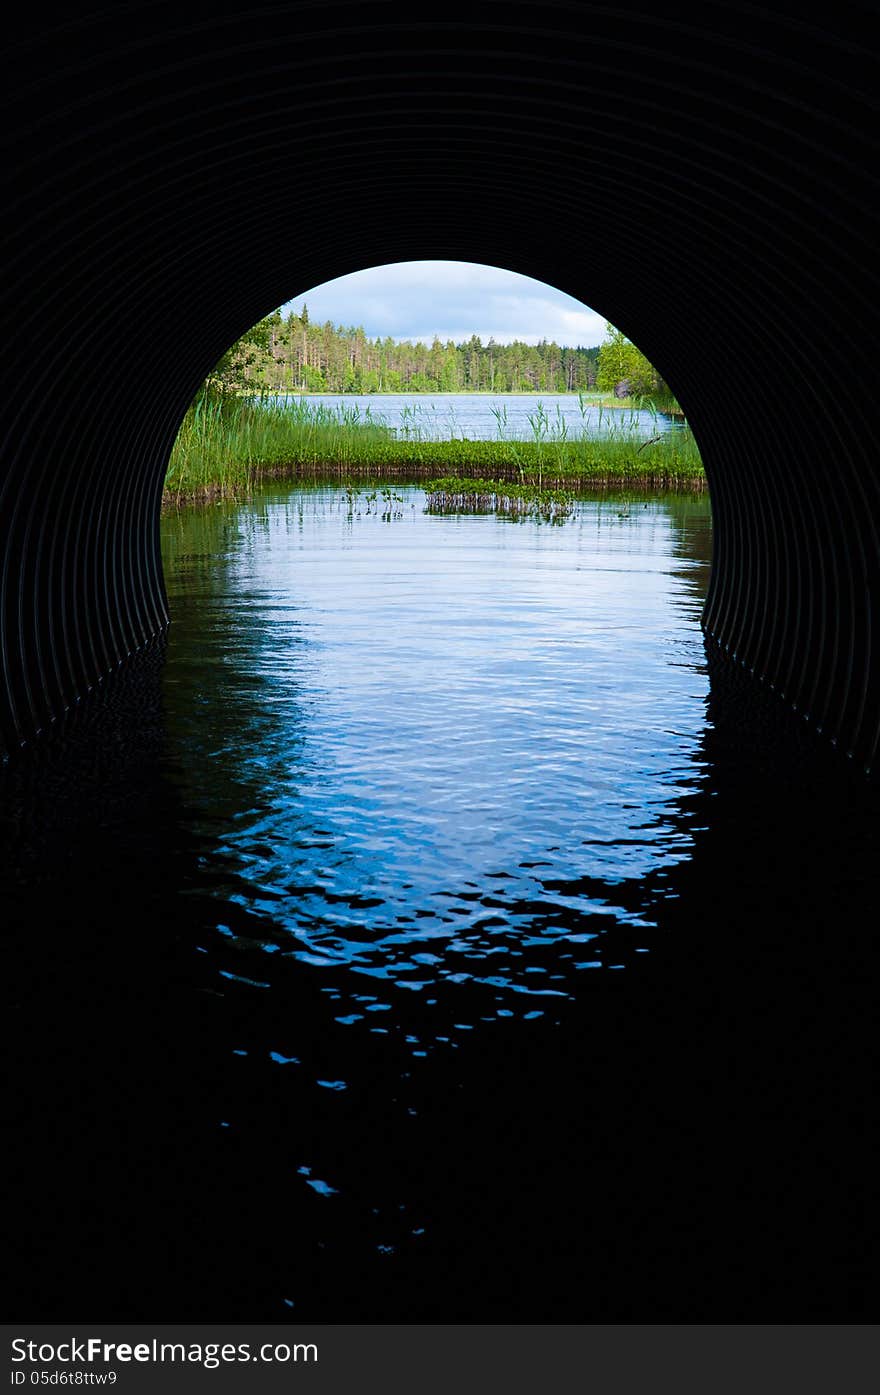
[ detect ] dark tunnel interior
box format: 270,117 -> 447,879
3,1 -> 880,766
2,1 -> 879,1323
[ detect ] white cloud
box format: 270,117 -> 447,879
278,261 -> 608,347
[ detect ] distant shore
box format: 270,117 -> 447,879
252,388 -> 682,410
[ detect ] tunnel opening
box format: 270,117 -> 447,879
154,261 -> 714,1013
162,260 -> 703,499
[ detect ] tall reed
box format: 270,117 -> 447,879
165,388 -> 705,504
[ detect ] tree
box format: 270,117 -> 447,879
204,312 -> 610,397
595,322 -> 663,399
208,315 -> 275,391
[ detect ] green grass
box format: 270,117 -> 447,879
425,477 -> 577,521
165,389 -> 705,504
166,391 -> 397,499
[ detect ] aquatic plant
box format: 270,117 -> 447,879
425,476 -> 577,522
165,388 -> 705,506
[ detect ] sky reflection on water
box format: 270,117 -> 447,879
161,485 -> 713,1050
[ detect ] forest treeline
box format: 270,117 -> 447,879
212,307 -> 676,404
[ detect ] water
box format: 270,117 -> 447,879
160,486 -> 711,1026
5,482 -> 877,1321
275,392 -> 685,441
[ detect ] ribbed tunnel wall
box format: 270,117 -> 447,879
3,2 -> 879,766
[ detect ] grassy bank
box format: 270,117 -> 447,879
164,391 -> 704,506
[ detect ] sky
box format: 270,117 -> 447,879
279,261 -> 608,348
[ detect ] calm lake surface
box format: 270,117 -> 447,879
160,486 -> 712,1020
284,392 -> 686,440
6,480 -> 877,1321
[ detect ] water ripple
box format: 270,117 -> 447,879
162,485 -> 712,1051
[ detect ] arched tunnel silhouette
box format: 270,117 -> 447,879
3,1 -> 880,768
3,2 -> 879,1323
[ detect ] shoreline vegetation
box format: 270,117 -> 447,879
425,478 -> 578,522
211,304 -> 613,397
164,391 -> 705,509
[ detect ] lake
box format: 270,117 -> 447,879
278,392 -> 685,441
6,480 -> 877,1321
160,485 -> 712,1018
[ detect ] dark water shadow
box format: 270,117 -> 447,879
2,516 -> 876,1322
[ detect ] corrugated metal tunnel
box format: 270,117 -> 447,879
2,1 -> 879,768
